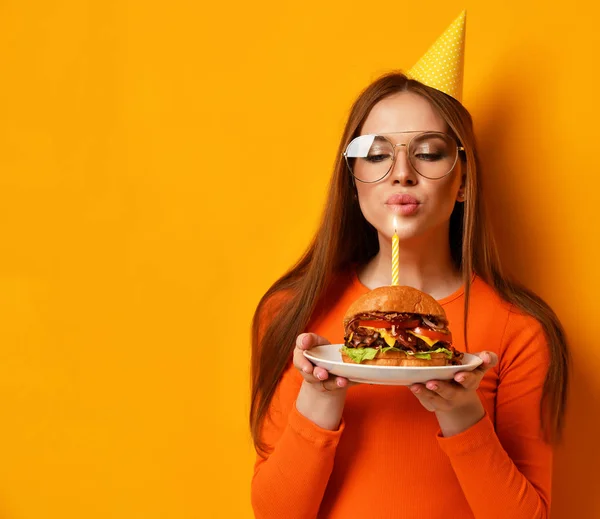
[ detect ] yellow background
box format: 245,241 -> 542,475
0,1 -> 598,518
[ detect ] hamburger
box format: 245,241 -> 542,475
342,285 -> 463,366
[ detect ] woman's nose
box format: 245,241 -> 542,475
389,147 -> 418,185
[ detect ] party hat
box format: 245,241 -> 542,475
407,10 -> 466,102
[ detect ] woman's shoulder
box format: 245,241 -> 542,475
470,274 -> 548,357
469,274 -> 512,311
471,274 -> 544,325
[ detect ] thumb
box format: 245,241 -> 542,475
296,333 -> 331,350
477,351 -> 498,370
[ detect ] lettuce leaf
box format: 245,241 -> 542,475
341,346 -> 378,363
410,347 -> 454,360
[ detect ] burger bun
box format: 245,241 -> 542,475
341,349 -> 449,367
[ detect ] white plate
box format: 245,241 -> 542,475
303,344 -> 483,386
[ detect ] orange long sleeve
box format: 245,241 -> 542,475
251,367 -> 345,519
250,270 -> 554,519
436,309 -> 552,518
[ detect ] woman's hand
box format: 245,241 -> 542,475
409,351 -> 498,437
293,333 -> 354,393
293,333 -> 356,431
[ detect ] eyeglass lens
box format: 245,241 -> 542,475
345,133 -> 459,182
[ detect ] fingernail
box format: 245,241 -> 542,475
316,372 -> 324,380
483,352 -> 490,363
456,375 -> 465,383
427,383 -> 438,391
411,386 -> 420,393
302,334 -> 310,347
336,379 -> 343,387
303,366 -> 311,374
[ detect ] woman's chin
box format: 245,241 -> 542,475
377,224 -> 422,242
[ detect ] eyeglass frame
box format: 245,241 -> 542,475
342,130 -> 465,183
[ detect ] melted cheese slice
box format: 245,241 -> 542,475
358,327 -> 409,347
407,330 -> 439,348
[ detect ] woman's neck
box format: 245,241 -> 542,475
357,225 -> 463,300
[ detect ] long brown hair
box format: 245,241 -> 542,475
250,71 -> 569,454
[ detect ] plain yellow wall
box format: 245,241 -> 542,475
0,1 -> 598,518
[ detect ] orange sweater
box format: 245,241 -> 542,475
251,268 -> 552,519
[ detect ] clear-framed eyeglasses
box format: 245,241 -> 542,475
342,131 -> 465,183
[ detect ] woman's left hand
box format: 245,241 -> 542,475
409,351 -> 498,437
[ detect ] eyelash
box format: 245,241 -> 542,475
364,153 -> 446,162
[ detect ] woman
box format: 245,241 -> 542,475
249,72 -> 569,519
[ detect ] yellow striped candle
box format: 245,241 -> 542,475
391,216 -> 399,286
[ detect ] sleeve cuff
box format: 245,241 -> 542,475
436,411 -> 497,456
288,402 -> 345,447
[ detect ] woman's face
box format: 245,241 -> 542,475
354,92 -> 465,242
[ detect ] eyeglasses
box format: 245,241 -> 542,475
342,131 -> 465,183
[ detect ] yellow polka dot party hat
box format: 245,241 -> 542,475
407,10 -> 466,103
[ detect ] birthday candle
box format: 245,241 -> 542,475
391,216 -> 399,286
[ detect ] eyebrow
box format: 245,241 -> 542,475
360,130 -> 440,135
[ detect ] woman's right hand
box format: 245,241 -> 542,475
293,333 -> 355,431
293,332 -> 353,392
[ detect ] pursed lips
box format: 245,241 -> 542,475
385,194 -> 420,206
385,194 -> 421,215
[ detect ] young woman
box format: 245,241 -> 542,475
249,72 -> 569,519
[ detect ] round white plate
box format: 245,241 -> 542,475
303,344 -> 483,386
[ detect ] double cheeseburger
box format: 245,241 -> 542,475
342,285 -> 463,366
